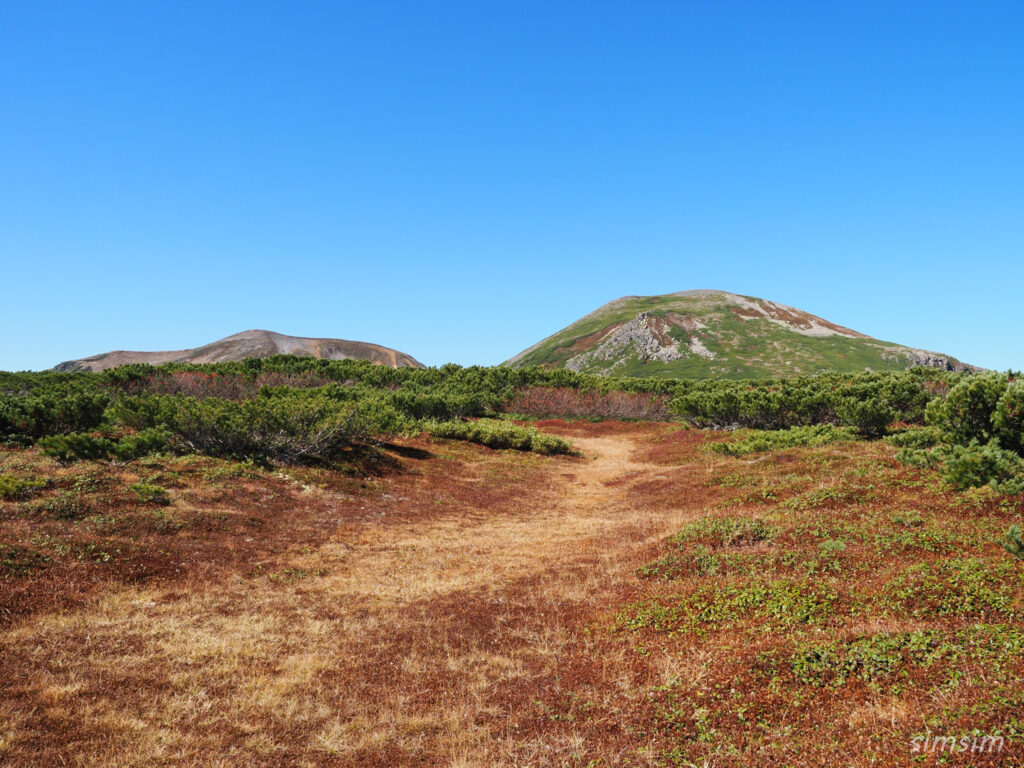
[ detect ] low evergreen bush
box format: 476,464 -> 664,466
0,473 -> 46,500
114,391 -> 403,464
37,433 -> 116,463
925,373 -> 1009,446
933,441 -> 1024,494
993,380 -> 1024,455
711,425 -> 856,457
426,419 -> 574,455
837,397 -> 895,438
885,427 -> 941,450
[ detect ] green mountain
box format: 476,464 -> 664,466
504,290 -> 977,378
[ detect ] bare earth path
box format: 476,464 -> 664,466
2,423 -> 705,767
335,432 -> 674,601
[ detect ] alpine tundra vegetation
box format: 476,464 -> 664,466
1,353 -> 1023,766
506,290 -> 978,378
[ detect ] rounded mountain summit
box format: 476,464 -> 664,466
54,330 -> 424,372
504,290 -> 978,378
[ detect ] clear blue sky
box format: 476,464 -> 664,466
2,2 -> 1022,371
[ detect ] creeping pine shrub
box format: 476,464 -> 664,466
993,380 -> 1024,455
925,373 -> 1009,446
426,419 -> 574,455
36,428 -> 169,464
711,425 -> 856,457
933,441 -> 1024,494
885,426 -> 941,450
0,389 -> 109,440
114,428 -> 170,461
130,482 -> 170,505
893,446 -> 940,471
0,473 -> 46,500
111,391 -> 405,464
37,433 -> 116,463
836,397 -> 895,438
1002,526 -> 1024,563
387,390 -> 496,420
670,371 -> 950,430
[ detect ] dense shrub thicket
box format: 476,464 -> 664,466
669,370 -> 947,434
502,386 -> 673,421
0,384 -> 108,443
2,359 -> 1022,492
1,360 -> 631,463
669,368 -> 1024,492
109,390 -> 406,464
895,372 -> 1024,492
96,358 -> 678,397
0,360 -> 672,448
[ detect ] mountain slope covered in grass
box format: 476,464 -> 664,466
505,290 -> 977,378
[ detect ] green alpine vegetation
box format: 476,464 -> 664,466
505,289 -> 977,378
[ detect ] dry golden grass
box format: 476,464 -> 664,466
2,422 -> 1023,766
0,424 -> 686,766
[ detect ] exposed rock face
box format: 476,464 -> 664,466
686,335 -> 715,359
883,347 -> 976,372
565,312 -> 713,372
54,330 -> 424,372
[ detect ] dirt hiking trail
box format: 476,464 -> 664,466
2,423 -> 709,767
